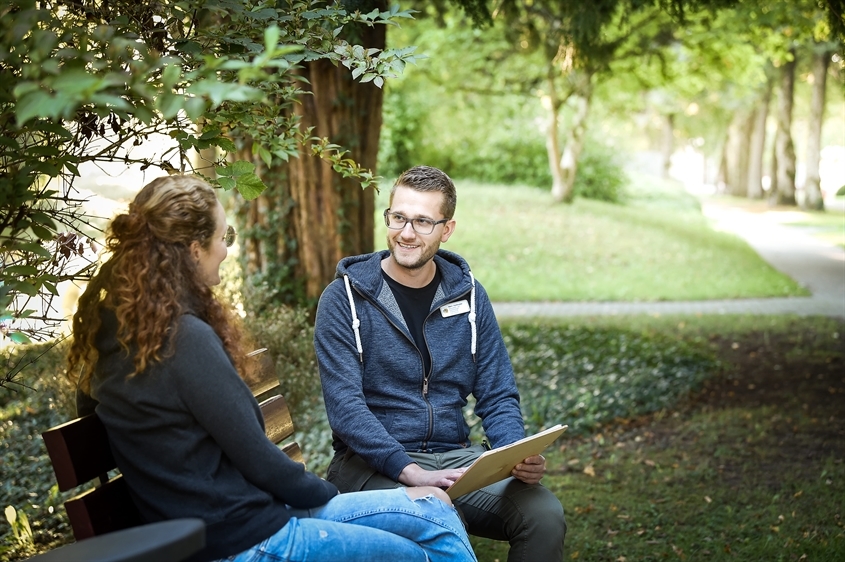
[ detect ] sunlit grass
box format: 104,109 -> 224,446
705,193 -> 845,248
376,180 -> 806,302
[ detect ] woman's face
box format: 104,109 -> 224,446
192,200 -> 229,286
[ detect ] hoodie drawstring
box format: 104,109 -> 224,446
343,275 -> 363,363
469,271 -> 477,362
344,271 -> 476,363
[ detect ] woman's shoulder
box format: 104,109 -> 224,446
174,313 -> 221,348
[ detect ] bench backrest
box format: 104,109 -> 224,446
41,384 -> 302,541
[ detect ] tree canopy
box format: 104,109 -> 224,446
1,0 -> 419,381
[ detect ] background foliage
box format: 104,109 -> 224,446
1,0 -> 418,371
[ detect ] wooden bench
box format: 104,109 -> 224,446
40,381 -> 303,543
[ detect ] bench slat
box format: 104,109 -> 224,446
259,394 -> 295,445
281,442 -> 304,465
64,476 -> 143,540
42,413 -> 116,492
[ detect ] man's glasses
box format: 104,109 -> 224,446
383,209 -> 448,235
224,225 -> 237,247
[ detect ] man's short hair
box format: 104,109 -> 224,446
391,166 -> 457,219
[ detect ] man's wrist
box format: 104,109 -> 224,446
398,462 -> 423,486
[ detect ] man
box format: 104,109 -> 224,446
314,165 -> 566,561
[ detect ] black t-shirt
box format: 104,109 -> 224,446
382,268 -> 441,375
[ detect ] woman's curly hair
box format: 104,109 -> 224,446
67,175 -> 244,394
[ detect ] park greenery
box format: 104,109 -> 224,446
3,311 -> 843,560
3,0 -> 843,356
1,1 -> 844,558
380,0 -> 843,208
3,178 -> 842,559
400,178 -> 808,302
1,0 -> 420,383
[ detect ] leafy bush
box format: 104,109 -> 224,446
241,304 -> 334,474
502,323 -> 717,434
571,140 -> 627,203
1,341 -> 76,561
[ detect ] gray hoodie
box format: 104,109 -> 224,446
314,249 -> 524,481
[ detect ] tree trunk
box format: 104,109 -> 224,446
554,88 -> 592,203
767,130 -> 778,202
236,6 -> 385,308
723,109 -> 754,197
774,49 -> 797,206
543,75 -> 566,204
747,71 -> 773,200
803,47 -> 831,211
660,113 -> 674,180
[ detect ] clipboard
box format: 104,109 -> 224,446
446,424 -> 568,499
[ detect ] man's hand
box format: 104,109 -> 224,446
512,454 -> 545,485
399,463 -> 467,488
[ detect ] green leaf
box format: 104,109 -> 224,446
52,69 -> 103,96
258,146 -> 272,168
0,136 -> 21,149
15,91 -> 58,126
25,145 -> 60,157
2,265 -> 39,276
199,126 -> 222,140
30,224 -> 53,240
133,105 -> 155,124
265,25 -> 280,52
32,161 -> 61,177
9,331 -> 32,344
175,40 -> 203,55
9,241 -> 51,258
229,160 -> 255,175
215,137 -> 237,152
43,281 -> 58,295
184,97 -> 207,120
30,212 -> 57,229
30,121 -> 73,140
161,63 -> 182,90
235,172 -> 266,201
218,176 -> 236,191
8,281 -> 38,297
156,93 -> 184,121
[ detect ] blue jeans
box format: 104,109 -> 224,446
223,488 -> 476,562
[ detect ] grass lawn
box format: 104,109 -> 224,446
471,315 -> 845,561
375,178 -> 807,302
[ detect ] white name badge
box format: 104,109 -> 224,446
440,300 -> 470,318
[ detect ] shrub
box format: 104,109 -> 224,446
572,140 -> 627,203
502,323 -> 717,434
241,304 -> 334,474
1,341 -> 76,561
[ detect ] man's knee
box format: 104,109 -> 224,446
520,486 -> 566,538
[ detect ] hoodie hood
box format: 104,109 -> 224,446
335,249 -> 478,363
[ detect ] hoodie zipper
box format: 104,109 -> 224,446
353,281 -> 471,450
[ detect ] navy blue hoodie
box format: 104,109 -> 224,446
314,250 -> 524,481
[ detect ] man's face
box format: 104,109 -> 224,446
386,186 -> 455,272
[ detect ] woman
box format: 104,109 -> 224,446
67,175 -> 476,562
